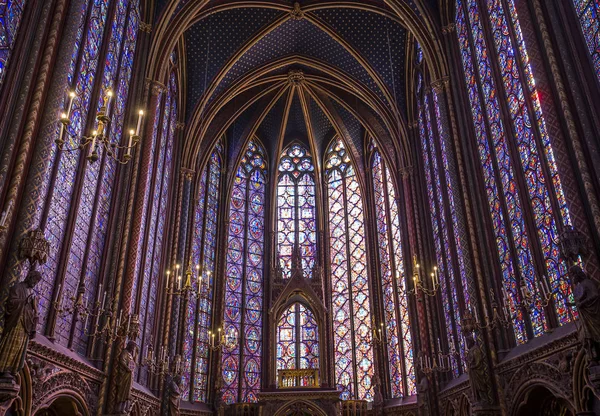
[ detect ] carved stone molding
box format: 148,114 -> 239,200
139,21 -> 152,33
288,69 -> 305,85
290,2 -> 304,20
28,339 -> 105,382
176,121 -> 186,130
145,78 -> 166,96
31,368 -> 98,414
442,23 -> 456,35
181,167 -> 195,181
431,77 -> 450,93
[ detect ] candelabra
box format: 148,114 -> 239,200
144,345 -> 182,376
418,341 -> 456,375
0,199 -> 13,231
56,89 -> 143,164
166,264 -> 211,297
52,281 -> 138,343
408,256 -> 440,297
372,322 -> 385,346
208,326 -> 238,352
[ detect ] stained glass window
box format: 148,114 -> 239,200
572,0 -> 600,81
277,303 -> 319,374
136,69 -> 176,386
0,0 -> 27,86
456,0 -> 575,342
37,0 -> 140,349
181,142 -> 222,403
371,148 -> 415,397
277,144 -> 317,279
325,137 -> 374,401
417,93 -> 464,376
222,139 -> 267,404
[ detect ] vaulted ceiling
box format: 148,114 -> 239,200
150,1 -> 440,176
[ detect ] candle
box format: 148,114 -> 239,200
126,314 -> 131,333
135,110 -> 144,136
66,91 -> 75,117
127,129 -> 134,153
437,337 -> 442,352
542,275 -> 551,297
105,90 -> 113,114
90,130 -> 98,156
434,266 -> 439,286
101,291 -> 107,310
54,283 -> 62,303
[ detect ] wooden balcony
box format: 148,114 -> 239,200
277,368 -> 320,388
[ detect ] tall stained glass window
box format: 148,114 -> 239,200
181,141 -> 222,402
0,0 -> 27,86
456,0 -> 574,343
222,139 -> 267,404
277,144 -> 317,278
135,69 -> 176,385
417,92 -> 466,376
370,147 -> 415,397
37,0 -> 140,351
277,303 -> 319,374
325,137 -> 374,401
572,0 -> 600,81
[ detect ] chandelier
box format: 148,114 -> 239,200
56,89 -> 143,164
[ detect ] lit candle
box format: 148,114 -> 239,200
90,130 -> 98,156
66,91 -> 75,117
135,110 -> 144,136
128,129 -> 134,149
97,283 -> 103,304
105,90 -> 113,114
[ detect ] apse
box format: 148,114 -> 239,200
0,1 -> 599,416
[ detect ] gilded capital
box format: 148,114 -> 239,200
290,2 -> 304,20
139,21 -> 152,33
288,69 -> 305,85
430,77 -> 450,93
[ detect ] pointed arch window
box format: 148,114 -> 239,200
134,68 -> 177,385
276,144 -> 317,279
277,303 -> 319,372
370,148 -> 415,397
181,141 -> 223,402
0,0 -> 27,86
325,137 -> 374,401
456,0 -> 574,343
35,0 -> 140,352
222,139 -> 267,404
572,0 -> 600,82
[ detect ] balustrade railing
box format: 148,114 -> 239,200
277,368 -> 320,388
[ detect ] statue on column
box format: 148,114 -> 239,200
571,265 -> 600,365
0,270 -> 42,382
167,373 -> 182,416
465,333 -> 493,406
114,341 -> 137,414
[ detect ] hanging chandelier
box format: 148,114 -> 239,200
55,89 -> 143,164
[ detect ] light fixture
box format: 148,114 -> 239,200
56,89 -> 142,164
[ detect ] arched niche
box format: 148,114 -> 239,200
269,289 -> 327,389
33,394 -> 89,416
514,384 -> 575,416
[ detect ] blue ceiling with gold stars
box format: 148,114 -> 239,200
154,1 -> 425,171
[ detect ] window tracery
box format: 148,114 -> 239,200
572,0 -> 600,82
0,0 -> 27,86
276,144 -> 317,279
277,303 -> 319,372
456,0 -> 575,343
36,0 -> 140,352
371,148 -> 415,397
222,139 -> 267,404
325,137 -> 374,401
181,141 -> 222,402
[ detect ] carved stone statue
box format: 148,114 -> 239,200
571,265 -> 600,365
114,341 -> 137,414
465,333 -> 492,405
167,374 -> 182,416
0,270 -> 42,382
